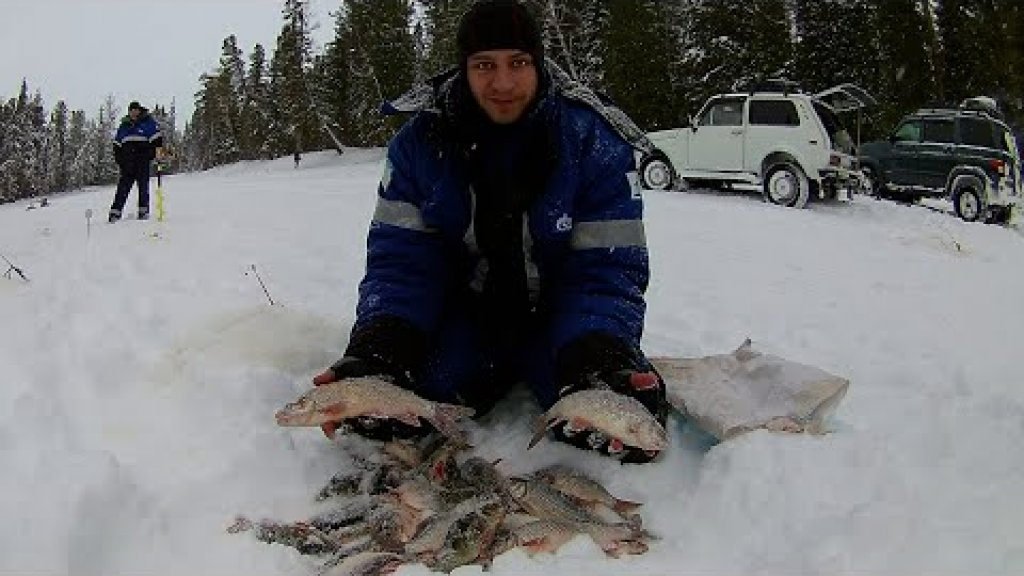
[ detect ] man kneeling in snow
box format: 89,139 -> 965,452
313,0 -> 668,463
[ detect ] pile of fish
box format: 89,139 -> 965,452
229,434 -> 655,575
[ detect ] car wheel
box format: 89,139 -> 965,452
860,165 -> 883,196
639,153 -> 675,191
953,186 -> 984,222
763,163 -> 809,208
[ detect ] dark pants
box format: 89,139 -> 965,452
414,306 -> 560,414
110,163 -> 151,217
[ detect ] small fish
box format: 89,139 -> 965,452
316,470 -> 366,501
429,500 -> 506,572
534,465 -> 642,518
248,519 -> 340,556
529,389 -> 668,452
405,496 -> 500,556
391,477 -> 441,513
507,477 -> 650,556
322,552 -> 403,576
506,477 -> 603,526
382,439 -> 423,469
309,499 -> 371,532
275,377 -> 476,443
454,457 -> 507,496
506,519 -> 580,556
417,438 -> 471,486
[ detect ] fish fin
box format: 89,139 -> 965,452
527,417 -> 556,449
395,412 -> 423,427
428,403 -> 474,443
613,499 -> 643,516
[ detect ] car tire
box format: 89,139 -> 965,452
763,163 -> 809,208
639,153 -> 675,191
860,165 -> 884,197
952,185 -> 985,222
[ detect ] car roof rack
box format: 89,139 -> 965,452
913,107 -> 1001,120
960,96 -> 1005,120
732,78 -> 802,96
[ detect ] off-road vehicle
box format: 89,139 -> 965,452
641,81 -> 871,209
858,99 -> 1021,223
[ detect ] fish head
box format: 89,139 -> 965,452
274,387 -> 347,426
628,418 -> 669,451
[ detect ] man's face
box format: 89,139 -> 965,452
466,50 -> 538,125
129,108 -> 141,121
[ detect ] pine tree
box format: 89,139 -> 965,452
873,0 -> 938,129
319,16 -> 356,145
66,109 -> 90,190
687,0 -> 793,113
91,95 -> 121,185
339,0 -> 416,146
535,0 -> 606,87
215,34 -> 246,161
0,81 -> 47,200
269,0 -> 322,155
47,100 -> 70,193
241,43 -> 273,158
936,0 -> 1007,107
600,0 -> 686,130
421,0 -> 476,76
793,0 -> 880,93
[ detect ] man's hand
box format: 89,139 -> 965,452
311,356 -> 429,442
553,332 -> 669,463
311,368 -> 344,439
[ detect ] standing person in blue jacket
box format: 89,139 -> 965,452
312,0 -> 669,463
109,101 -> 163,223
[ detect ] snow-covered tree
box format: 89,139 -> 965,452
337,0 -> 417,146
47,100 -> 70,193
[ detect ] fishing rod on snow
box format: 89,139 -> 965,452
246,264 -> 276,306
1,252 -> 28,282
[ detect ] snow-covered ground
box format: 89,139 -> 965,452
1,150 -> 1022,575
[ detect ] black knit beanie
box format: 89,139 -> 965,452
456,0 -> 544,66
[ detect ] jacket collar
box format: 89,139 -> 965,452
383,59 -> 654,156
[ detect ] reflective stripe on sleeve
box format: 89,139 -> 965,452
570,219 -> 646,250
372,198 -> 435,232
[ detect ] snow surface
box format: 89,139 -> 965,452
1,150 -> 1023,575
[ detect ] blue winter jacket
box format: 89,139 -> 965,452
112,112 -> 163,171
357,63 -> 653,357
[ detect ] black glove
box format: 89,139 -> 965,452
553,332 -> 669,464
318,316 -> 430,442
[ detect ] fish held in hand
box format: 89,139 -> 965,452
529,389 -> 668,452
275,377 -> 476,442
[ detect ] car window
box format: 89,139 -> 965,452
893,121 -> 922,143
922,119 -> 955,143
959,118 -> 994,148
994,124 -> 1012,152
698,99 -> 744,127
749,100 -> 800,126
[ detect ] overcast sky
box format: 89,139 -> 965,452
0,0 -> 335,122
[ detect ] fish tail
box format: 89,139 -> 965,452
429,403 -> 475,442
527,417 -> 554,449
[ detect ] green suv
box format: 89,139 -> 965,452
858,103 -> 1021,223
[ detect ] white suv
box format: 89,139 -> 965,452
641,83 -> 868,208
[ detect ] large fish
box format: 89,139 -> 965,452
275,378 -> 476,443
534,465 -> 642,518
528,389 -> 668,452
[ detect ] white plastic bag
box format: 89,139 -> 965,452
651,340 -> 850,440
